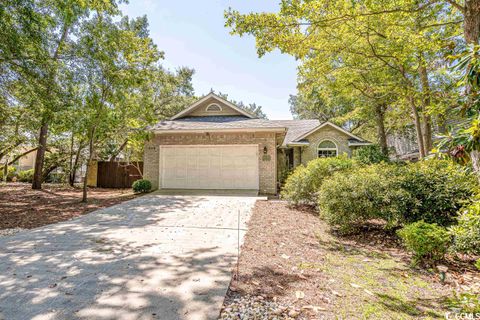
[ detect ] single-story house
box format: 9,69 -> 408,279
144,93 -> 371,194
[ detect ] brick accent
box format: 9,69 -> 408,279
143,131 -> 281,194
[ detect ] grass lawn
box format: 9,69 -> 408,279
0,182 -> 139,230
223,200 -> 480,319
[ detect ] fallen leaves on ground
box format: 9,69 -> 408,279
0,183 -> 138,229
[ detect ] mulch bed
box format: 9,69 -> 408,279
222,200 -> 480,319
0,183 -> 139,229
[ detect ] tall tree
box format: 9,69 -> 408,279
225,0 -> 461,157
74,14 -> 162,201
0,0 -> 121,189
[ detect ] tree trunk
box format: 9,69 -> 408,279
31,23 -> 70,190
375,104 -> 388,156
82,129 -> 95,203
32,121 -> 48,189
69,133 -> 74,186
409,96 -> 426,158
471,151 -> 480,183
461,0 -> 480,178
418,60 -> 433,153
42,165 -> 58,182
2,161 -> 8,183
70,144 -> 83,187
464,0 -> 480,44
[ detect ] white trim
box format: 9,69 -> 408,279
170,93 -> 255,120
159,144 -> 259,148
293,121 -> 367,142
206,103 -> 222,112
348,141 -> 373,146
286,142 -> 310,147
154,127 -> 286,134
317,139 -> 338,157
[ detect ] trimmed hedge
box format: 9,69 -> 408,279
318,159 -> 477,233
400,160 -> 477,226
317,163 -> 409,233
281,155 -> 355,206
449,201 -> 480,256
397,221 -> 450,264
132,179 -> 152,193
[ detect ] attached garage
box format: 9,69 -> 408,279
159,145 -> 259,190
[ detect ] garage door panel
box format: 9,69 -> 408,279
160,145 -> 259,190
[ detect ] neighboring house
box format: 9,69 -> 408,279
144,93 -> 370,194
11,148 -> 37,171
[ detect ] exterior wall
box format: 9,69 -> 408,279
144,131 -> 280,194
188,97 -> 245,117
12,149 -> 37,171
301,126 -> 351,165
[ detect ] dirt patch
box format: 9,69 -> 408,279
224,200 -> 480,319
0,183 -> 139,229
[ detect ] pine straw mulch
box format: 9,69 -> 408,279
0,182 -> 139,230
223,200 -> 480,319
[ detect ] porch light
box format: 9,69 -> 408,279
263,146 -> 268,154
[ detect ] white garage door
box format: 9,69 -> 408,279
159,145 -> 259,190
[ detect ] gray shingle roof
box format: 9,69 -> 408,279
152,116 -> 282,130
272,119 -> 320,146
152,116 -> 320,146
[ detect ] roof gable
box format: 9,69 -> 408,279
171,93 -> 256,120
293,121 -> 367,142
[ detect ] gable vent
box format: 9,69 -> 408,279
206,103 -> 222,112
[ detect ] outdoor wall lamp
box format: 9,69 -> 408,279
263,146 -> 268,154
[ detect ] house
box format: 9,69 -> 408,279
11,147 -> 37,171
143,93 -> 370,194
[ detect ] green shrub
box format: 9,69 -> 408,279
317,164 -> 409,233
475,259 -> 480,271
400,160 -> 477,226
281,155 -> 355,205
318,160 -> 477,233
0,166 -> 17,181
132,179 -> 152,193
18,169 -> 34,183
449,202 -> 480,256
352,144 -> 389,164
397,221 -> 451,264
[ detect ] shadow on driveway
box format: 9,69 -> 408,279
0,194 -> 258,320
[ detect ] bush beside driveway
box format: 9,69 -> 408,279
222,201 -> 480,319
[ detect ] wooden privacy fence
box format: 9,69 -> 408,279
96,161 -> 143,188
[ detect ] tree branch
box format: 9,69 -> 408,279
443,0 -> 465,13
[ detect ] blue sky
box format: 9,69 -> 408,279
120,0 -> 298,119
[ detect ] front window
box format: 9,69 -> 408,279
317,140 -> 337,158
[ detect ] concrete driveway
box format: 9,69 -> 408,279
0,193 -> 260,320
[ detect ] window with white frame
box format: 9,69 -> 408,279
317,140 -> 338,158
206,103 -> 222,112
